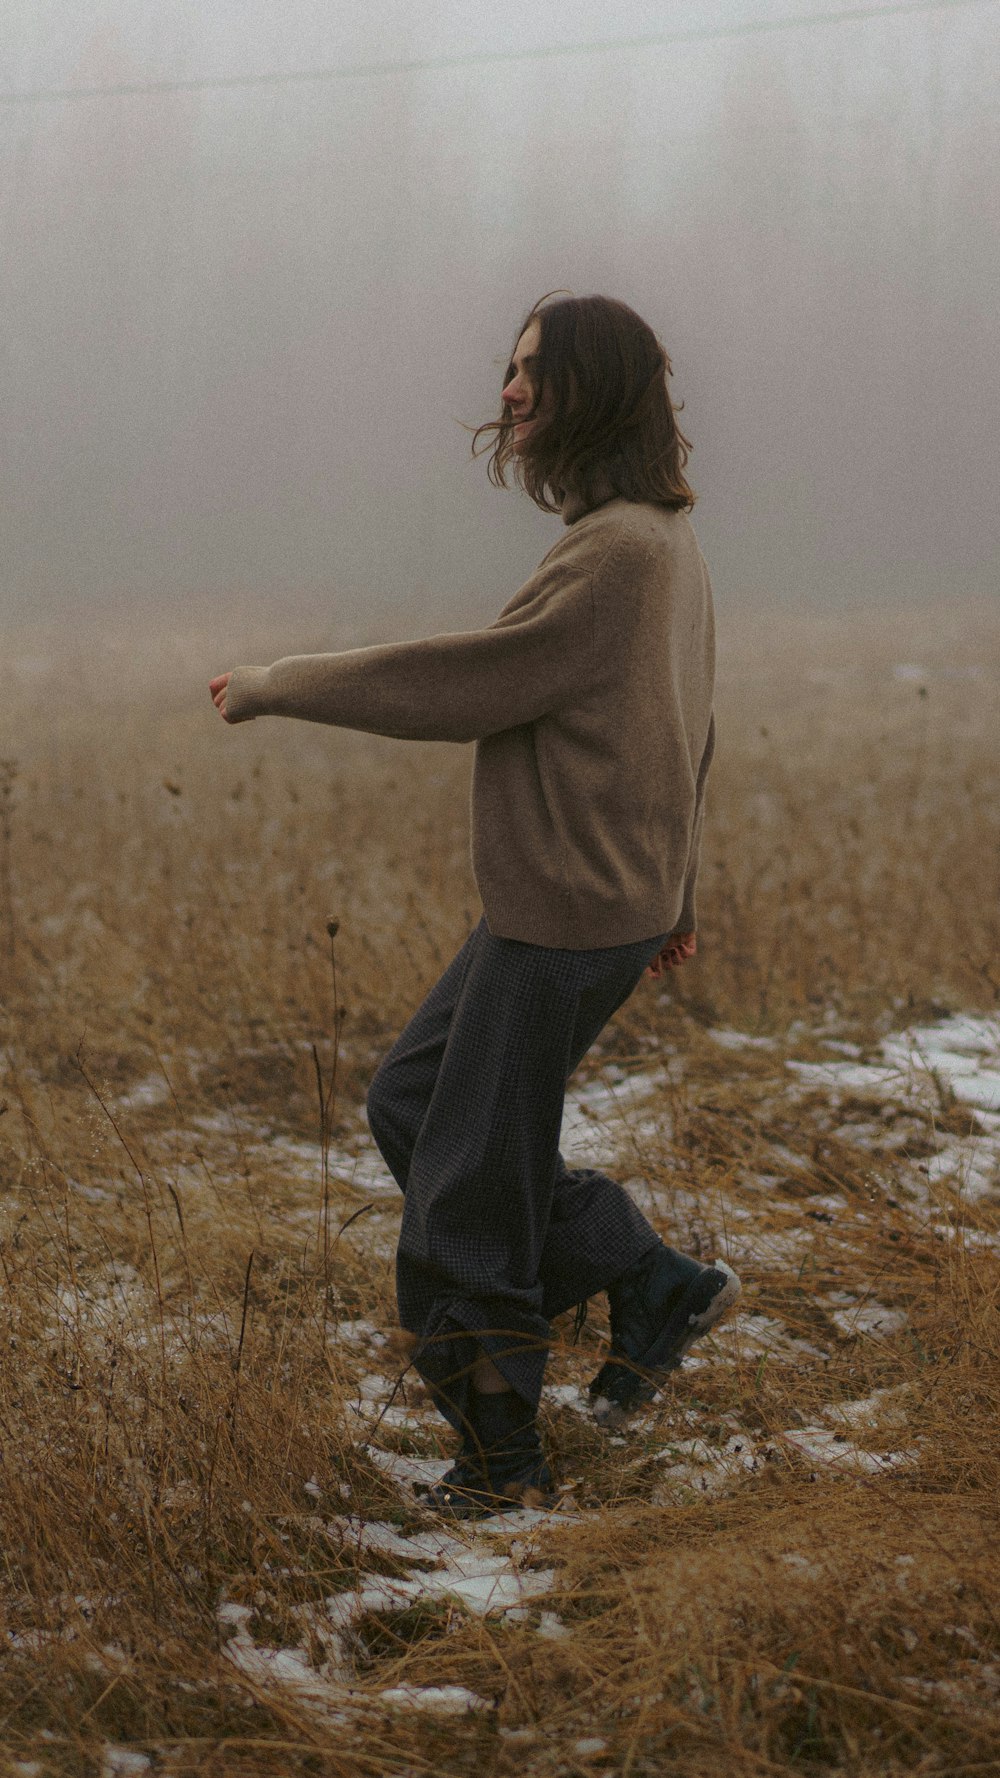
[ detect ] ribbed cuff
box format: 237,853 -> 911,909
224,665 -> 272,723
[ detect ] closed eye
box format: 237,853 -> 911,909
504,353 -> 539,385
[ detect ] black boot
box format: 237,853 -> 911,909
419,1388 -> 554,1519
589,1240 -> 741,1428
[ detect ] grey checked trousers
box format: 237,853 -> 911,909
366,917 -> 667,1432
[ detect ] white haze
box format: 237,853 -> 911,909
1,0 -> 997,643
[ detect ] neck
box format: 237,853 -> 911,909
561,469 -> 620,526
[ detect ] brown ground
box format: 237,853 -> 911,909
0,596 -> 997,1775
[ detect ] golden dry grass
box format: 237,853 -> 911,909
0,597 -> 997,1776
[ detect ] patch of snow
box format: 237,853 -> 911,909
53,1263 -> 149,1337
543,1382 -> 589,1414
934,1224 -> 1000,1252
379,1684 -> 491,1713
561,1069 -> 668,1162
363,1446 -> 450,1490
101,1751 -> 152,1778
324,1562 -> 554,1625
712,1312 -> 830,1364
225,1639 -> 347,1712
788,1059 -> 905,1098
781,1427 -> 916,1475
327,1516 -> 462,1563
709,1028 -> 777,1051
825,1295 -> 909,1339
780,1552 -> 825,1580
723,1224 -> 814,1269
218,1602 -> 349,1713
328,1143 -> 399,1196
788,1016 -> 1000,1218
900,1666 -> 1000,1705
354,1373 -> 394,1401
653,1432 -> 760,1499
822,1387 -> 908,1430
922,1140 -> 998,1201
332,1318 -> 387,1347
806,1194 -> 850,1215
113,1075 -> 172,1113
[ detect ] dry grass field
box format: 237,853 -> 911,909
0,596 -> 997,1777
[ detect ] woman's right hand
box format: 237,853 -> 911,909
209,672 -> 233,721
647,932 -> 696,976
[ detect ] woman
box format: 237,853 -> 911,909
210,292 -> 740,1517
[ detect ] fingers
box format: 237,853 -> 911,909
648,932 -> 698,975
210,671 -> 232,722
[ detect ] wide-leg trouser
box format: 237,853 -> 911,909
365,918 -> 667,1433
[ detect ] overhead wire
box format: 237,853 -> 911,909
0,0 -> 996,107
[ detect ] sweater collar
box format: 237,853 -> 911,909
560,471 -> 621,527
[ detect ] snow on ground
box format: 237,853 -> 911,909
216,1502 -> 564,1722
560,1066 -> 670,1166
48,1010 -> 999,1721
786,1014 -> 1000,1210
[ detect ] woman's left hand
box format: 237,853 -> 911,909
209,672 -> 233,721
647,932 -> 696,976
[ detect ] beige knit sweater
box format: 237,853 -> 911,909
225,490 -> 716,950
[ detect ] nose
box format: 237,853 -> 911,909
502,371 -> 531,414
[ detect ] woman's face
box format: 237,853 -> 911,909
501,318 -> 551,452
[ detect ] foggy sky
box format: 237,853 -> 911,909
2,0 -> 998,637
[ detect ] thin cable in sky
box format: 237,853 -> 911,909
0,0 -> 995,107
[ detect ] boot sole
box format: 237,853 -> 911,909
590,1261 -> 742,1429
417,1474 -> 555,1520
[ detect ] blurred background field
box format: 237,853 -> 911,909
4,1 -> 1000,1767
0,598 -> 997,1776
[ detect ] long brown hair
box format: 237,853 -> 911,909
471,291 -> 696,515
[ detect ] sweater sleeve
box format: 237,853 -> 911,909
224,558 -> 597,743
673,711 -> 716,934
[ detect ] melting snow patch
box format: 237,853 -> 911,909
561,1069 -> 668,1163
101,1754 -> 152,1778
328,1142 -> 399,1196
653,1432 -> 760,1499
723,1224 -> 814,1269
543,1382 -> 589,1414
218,1603 -> 349,1712
822,1388 -> 909,1430
323,1563 -> 554,1626
328,1516 -> 459,1564
364,1446 -> 450,1491
53,1264 -> 149,1338
787,1016 -> 1000,1209
781,1427 -> 916,1475
331,1318 -> 387,1348
113,1075 -> 172,1114
825,1293 -> 908,1338
379,1684 -> 491,1713
712,1312 -> 829,1364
